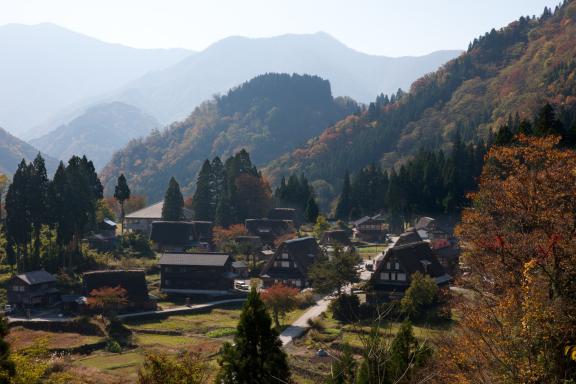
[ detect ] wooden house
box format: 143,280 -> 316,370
352,215 -> 389,243
159,252 -> 235,295
7,270 -> 60,309
369,241 -> 451,302
260,237 -> 321,289
149,221 -> 213,252
124,201 -> 194,235
83,270 -> 156,311
393,231 -> 422,248
245,218 -> 295,246
268,208 -> 297,222
320,230 -> 352,247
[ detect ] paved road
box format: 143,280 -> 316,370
279,295 -> 331,346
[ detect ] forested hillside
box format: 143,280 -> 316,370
0,127 -> 57,175
264,1 -> 576,204
100,73 -> 358,199
30,102 -> 159,170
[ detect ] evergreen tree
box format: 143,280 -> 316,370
335,171 -> 352,220
217,287 -> 290,383
5,160 -> 32,271
534,103 -> 563,136
215,189 -> 234,228
210,157 -> 226,211
29,154 -> 48,269
327,344 -> 356,384
0,315 -> 15,383
191,160 -> 213,221
304,195 -> 320,223
65,156 -> 103,254
162,177 -> 184,221
114,174 -> 131,235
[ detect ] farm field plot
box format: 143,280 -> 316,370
6,327 -> 103,351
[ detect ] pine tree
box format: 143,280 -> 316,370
162,177 -> 184,221
0,315 -> 15,383
191,160 -> 213,221
114,174 -> 131,235
217,287 -> 290,383
335,171 -> 352,220
304,196 -> 319,223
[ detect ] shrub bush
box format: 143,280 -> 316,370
330,294 -> 360,323
106,339 -> 122,353
297,290 -> 316,309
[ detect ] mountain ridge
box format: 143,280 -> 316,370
0,23 -> 192,138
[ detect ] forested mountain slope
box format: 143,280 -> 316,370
100,73 -> 358,199
30,102 -> 159,170
264,1 -> 576,202
0,127 -> 58,175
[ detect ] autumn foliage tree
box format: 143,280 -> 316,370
434,135 -> 576,382
261,283 -> 300,328
138,352 -> 209,384
87,286 -> 128,315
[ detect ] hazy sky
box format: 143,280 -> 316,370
0,0 -> 562,56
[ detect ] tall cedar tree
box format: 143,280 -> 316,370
65,156 -> 103,255
114,174 -> 131,235
191,160 -> 213,221
5,160 -> 31,271
162,177 -> 184,221
0,316 -> 15,383
304,195 -> 320,223
334,171 -> 352,220
217,287 -> 290,383
29,154 -> 48,269
274,173 -> 314,217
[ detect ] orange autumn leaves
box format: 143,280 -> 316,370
434,135 -> 576,383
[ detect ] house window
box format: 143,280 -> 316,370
281,261 -> 290,268
397,273 -> 406,281
380,272 -> 389,280
293,262 -> 298,268
386,262 -> 391,269
295,280 -> 301,287
165,280 -> 171,286
395,262 -> 400,270
12,285 -> 25,292
281,253 -> 289,260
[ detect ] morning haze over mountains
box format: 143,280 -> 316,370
0,22 -> 461,172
